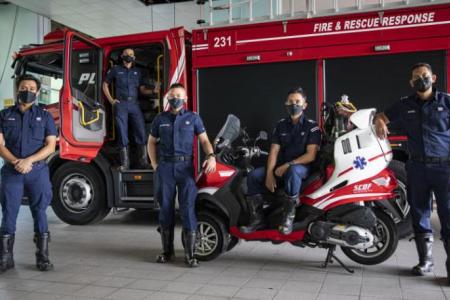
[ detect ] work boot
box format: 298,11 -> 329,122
119,147 -> 130,170
278,194 -> 298,235
0,234 -> 15,273
444,239 -> 450,285
34,232 -> 54,272
183,230 -> 199,268
240,194 -> 265,233
156,227 -> 175,263
411,232 -> 434,275
137,144 -> 150,169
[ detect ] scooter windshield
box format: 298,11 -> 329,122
213,114 -> 241,151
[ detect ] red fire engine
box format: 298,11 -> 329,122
11,2 -> 450,231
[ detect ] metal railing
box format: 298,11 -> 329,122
196,0 -> 448,26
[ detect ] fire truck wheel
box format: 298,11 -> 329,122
389,160 -> 412,239
51,162 -> 110,225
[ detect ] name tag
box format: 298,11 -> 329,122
407,110 -> 416,114
36,117 -> 42,121
438,107 -> 444,112
7,118 -> 15,121
160,124 -> 171,128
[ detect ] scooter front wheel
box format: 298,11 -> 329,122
341,209 -> 398,265
181,212 -> 229,261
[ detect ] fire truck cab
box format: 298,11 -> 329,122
12,2 -> 450,227
14,28 -> 190,224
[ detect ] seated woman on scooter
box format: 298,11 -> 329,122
240,87 -> 321,235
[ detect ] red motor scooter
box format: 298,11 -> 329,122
191,110 -> 398,272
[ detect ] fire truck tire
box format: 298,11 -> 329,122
51,162 -> 110,225
388,160 -> 412,239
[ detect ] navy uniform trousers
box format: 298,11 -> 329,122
114,101 -> 146,147
406,161 -> 450,239
1,162 -> 52,234
156,160 -> 197,231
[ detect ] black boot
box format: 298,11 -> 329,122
444,239 -> 450,285
34,232 -> 54,272
278,194 -> 298,235
0,234 -> 15,273
137,145 -> 150,169
411,233 -> 434,275
183,230 -> 199,268
240,194 -> 265,233
119,147 -> 130,170
156,227 -> 175,263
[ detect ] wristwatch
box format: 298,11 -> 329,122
287,161 -> 295,167
206,153 -> 216,159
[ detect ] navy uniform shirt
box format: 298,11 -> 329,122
385,90 -> 450,158
0,104 -> 57,159
272,114 -> 321,164
151,109 -> 206,157
105,65 -> 143,101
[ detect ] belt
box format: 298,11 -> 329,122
118,96 -> 137,102
410,156 -> 450,164
161,155 -> 192,162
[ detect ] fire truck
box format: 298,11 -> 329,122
11,1 -> 450,235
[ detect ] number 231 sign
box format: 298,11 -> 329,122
208,32 -> 236,52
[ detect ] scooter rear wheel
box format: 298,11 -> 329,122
341,209 -> 398,265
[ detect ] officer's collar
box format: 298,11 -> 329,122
287,113 -> 305,125
13,102 -> 37,113
414,88 -> 438,102
170,108 -> 185,115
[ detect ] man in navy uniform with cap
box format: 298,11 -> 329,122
103,48 -> 156,169
0,74 -> 57,272
148,83 -> 216,267
240,87 -> 321,235
375,63 -> 450,283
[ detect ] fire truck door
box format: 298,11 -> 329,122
60,30 -> 106,162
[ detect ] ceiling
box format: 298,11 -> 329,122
7,0 -> 201,38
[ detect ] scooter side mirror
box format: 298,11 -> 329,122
257,131 -> 268,141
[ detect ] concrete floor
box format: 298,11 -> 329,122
0,209 -> 449,300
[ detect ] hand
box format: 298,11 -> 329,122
14,158 -> 33,174
265,173 -> 277,193
112,99 -> 120,105
274,164 -> 289,178
202,157 -> 216,174
11,51 -> 18,60
153,85 -> 160,94
375,118 -> 389,139
151,163 -> 158,171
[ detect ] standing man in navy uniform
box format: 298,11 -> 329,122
103,48 -> 156,169
375,63 -> 450,283
148,83 -> 216,267
0,74 -> 57,272
240,87 -> 321,235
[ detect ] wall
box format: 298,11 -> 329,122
0,3 -> 50,109
0,3 -> 49,168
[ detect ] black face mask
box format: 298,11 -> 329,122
413,76 -> 432,93
17,90 -> 37,104
286,104 -> 303,116
122,55 -> 135,63
168,98 -> 184,110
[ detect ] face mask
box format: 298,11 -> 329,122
122,55 -> 135,63
413,76 -> 432,93
17,90 -> 37,104
286,104 -> 303,116
168,97 -> 184,110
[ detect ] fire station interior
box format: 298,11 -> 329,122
3,0 -> 450,298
